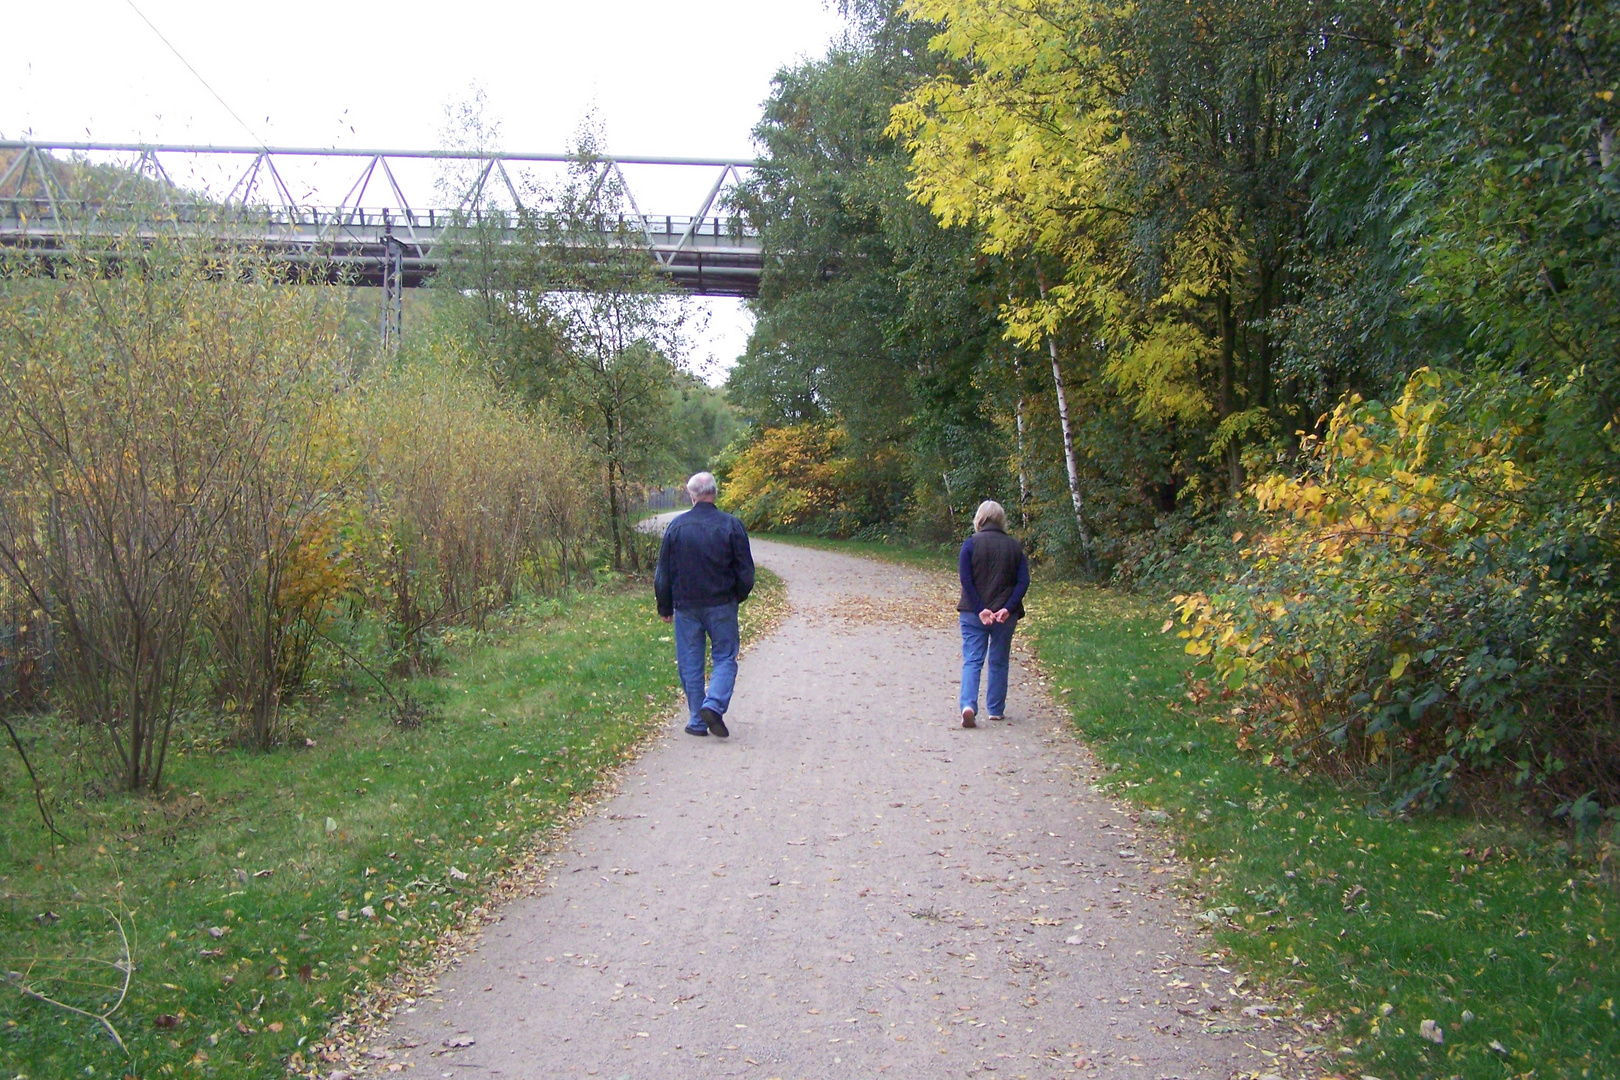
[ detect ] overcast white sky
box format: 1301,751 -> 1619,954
6,0 -> 849,378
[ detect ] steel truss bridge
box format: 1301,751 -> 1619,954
0,140 -> 763,347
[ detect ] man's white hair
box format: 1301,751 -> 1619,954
687,471 -> 718,499
974,499 -> 1007,531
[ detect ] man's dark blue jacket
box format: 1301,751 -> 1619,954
654,502 -> 755,618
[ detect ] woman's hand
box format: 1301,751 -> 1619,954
979,608 -> 996,626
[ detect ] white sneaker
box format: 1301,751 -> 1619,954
961,707 -> 976,729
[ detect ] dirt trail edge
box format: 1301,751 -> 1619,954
379,540 -> 1283,1079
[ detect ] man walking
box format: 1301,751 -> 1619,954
654,472 -> 755,738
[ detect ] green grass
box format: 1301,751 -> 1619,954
0,571 -> 783,1080
753,530 -> 958,572
1027,584 -> 1618,1080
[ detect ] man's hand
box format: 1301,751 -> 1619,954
661,614 -> 673,624
994,608 -> 1011,624
979,608 -> 996,626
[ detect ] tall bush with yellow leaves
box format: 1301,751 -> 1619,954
0,218 -> 602,777
717,424 -> 906,537
1176,370 -> 1619,809
361,363 -> 594,670
0,238 -> 356,787
204,291 -> 364,751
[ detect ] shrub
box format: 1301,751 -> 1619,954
205,292 -> 360,750
1108,507 -> 1252,595
1176,370 -> 1619,809
0,194 -> 610,780
0,242 -> 329,789
362,364 -> 594,669
717,424 -> 906,536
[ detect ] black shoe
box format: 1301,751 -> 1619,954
700,707 -> 728,738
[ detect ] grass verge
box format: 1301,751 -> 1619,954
1026,584 -> 1618,1080
0,570 -> 784,1080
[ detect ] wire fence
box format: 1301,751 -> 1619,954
638,485 -> 691,512
0,600 -> 52,712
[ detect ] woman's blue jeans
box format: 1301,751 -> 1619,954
960,612 -> 1018,717
673,602 -> 740,724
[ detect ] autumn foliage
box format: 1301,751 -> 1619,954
717,424 -> 907,537
0,232 -> 597,786
1176,371 -> 1619,806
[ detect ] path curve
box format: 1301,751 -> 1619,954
380,540 -> 1277,1079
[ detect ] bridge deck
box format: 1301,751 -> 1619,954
0,142 -> 768,299
0,199 -> 763,297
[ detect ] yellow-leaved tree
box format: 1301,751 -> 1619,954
889,0 -> 1129,547
890,0 -> 1310,500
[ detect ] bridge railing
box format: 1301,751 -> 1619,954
0,196 -> 757,244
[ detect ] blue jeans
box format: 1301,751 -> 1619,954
673,602 -> 740,724
960,612 -> 1018,717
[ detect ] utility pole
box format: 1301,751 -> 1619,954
380,230 -> 404,353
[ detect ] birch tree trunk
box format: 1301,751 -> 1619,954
1012,355 -> 1030,527
1033,278 -> 1091,553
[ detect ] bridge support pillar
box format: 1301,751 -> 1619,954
380,234 -> 404,353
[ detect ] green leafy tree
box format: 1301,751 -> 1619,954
733,3 -> 1014,539
427,111 -> 698,570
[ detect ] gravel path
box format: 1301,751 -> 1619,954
380,540 -> 1278,1079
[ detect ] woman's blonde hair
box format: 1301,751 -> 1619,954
973,499 -> 1007,531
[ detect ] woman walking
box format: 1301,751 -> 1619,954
957,500 -> 1029,728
